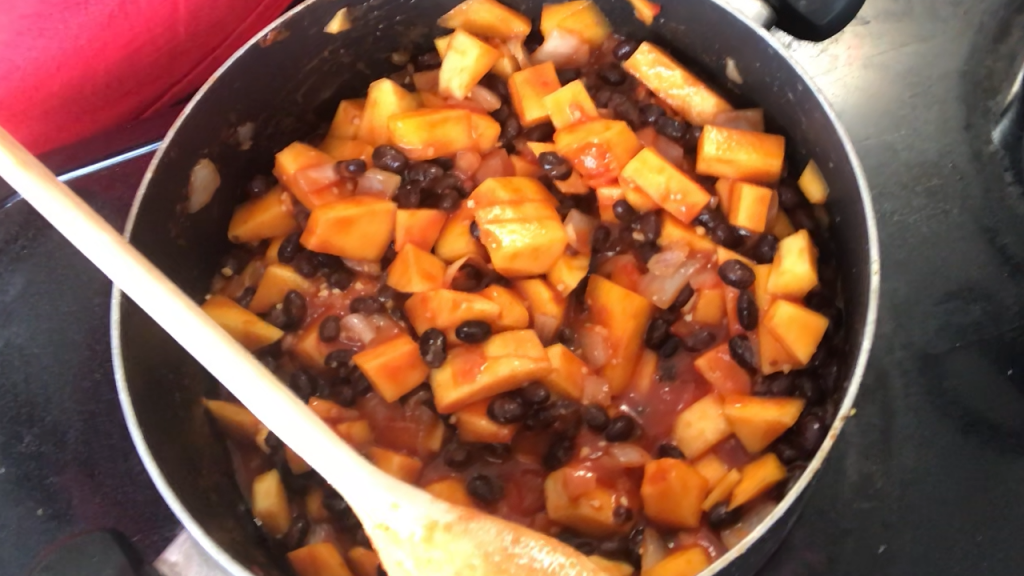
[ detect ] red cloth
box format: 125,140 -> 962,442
0,0 -> 293,154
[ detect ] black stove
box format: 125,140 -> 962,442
4,0 -> 1024,574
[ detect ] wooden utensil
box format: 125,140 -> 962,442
0,126 -> 605,576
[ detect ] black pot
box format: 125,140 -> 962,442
112,0 -> 879,574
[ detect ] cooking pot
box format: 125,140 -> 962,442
111,0 -> 879,574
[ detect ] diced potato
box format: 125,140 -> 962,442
595,185 -> 623,222
623,185 -> 660,213
585,276 -> 653,394
346,547 -> 380,576
770,210 -> 797,239
659,213 -> 718,253
623,42 -> 732,126
547,252 -> 589,297
715,178 -> 734,213
540,0 -> 611,47
730,453 -> 787,509
300,197 -> 397,261
647,548 -> 710,576
249,263 -> 316,313
369,446 -> 423,483
320,138 -> 373,164
554,170 -> 590,194
510,154 -> 540,177
763,300 -> 829,365
359,78 -> 419,146
470,112 -> 502,153
514,278 -> 567,335
227,187 -> 298,243
554,120 -> 642,184
728,181 -> 774,233
692,452 -> 730,486
544,468 -> 626,537
693,342 -> 752,396
425,478 -> 476,507
434,201 -> 488,262
690,288 -> 725,325
470,175 -> 558,208
759,323 -> 797,374
288,543 -> 354,576
455,400 -> 518,443
306,487 -> 329,522
509,62 -> 562,127
202,295 -> 283,350
264,236 -> 287,265
252,469 -> 290,537
722,395 -> 806,453
588,556 -> 635,576
327,98 -> 365,141
437,0 -> 532,40
404,289 -> 502,339
479,284 -> 530,331
389,108 -> 474,161
702,468 -> 742,511
798,159 -> 829,204
541,343 -> 590,400
438,29 -> 501,100
291,317 -> 332,368
641,458 -> 709,529
619,148 -> 710,224
203,399 -> 261,441
353,334 -> 431,402
386,244 -> 446,293
696,125 -> 786,183
395,208 -> 447,252
335,419 -> 374,451
672,393 -> 732,459
767,229 -> 818,298
430,329 -> 552,413
543,80 -> 599,130
475,201 -> 568,277
274,143 -> 347,209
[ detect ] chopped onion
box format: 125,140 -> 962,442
534,314 -> 560,344
654,135 -> 686,168
341,313 -> 377,345
564,209 -> 598,254
235,122 -> 255,151
711,108 -> 765,132
725,57 -> 744,84
474,149 -> 515,185
469,85 -> 502,112
606,443 -> 651,468
579,324 -> 611,369
635,126 -> 659,149
646,248 -> 689,276
342,258 -> 381,275
581,375 -> 611,406
506,39 -> 532,69
721,501 -> 776,550
531,28 -> 590,68
443,256 -> 472,288
187,158 -> 220,213
638,251 -> 703,308
640,527 -> 669,575
305,521 -> 338,546
356,168 -> 401,199
453,150 -> 482,179
294,162 -> 341,194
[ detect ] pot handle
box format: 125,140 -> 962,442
765,0 -> 866,41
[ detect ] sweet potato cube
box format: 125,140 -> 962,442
717,246 -> 755,270
359,78 -> 419,146
715,178 -> 735,213
284,446 -> 311,475
625,0 -> 661,25
541,343 -> 590,400
227,186 -> 299,244
696,125 -> 786,183
389,108 -> 474,161
624,185 -> 660,212
647,548 -> 711,576
641,458 -> 709,529
525,141 -> 556,158
353,334 -> 431,402
202,295 -> 283,350
545,468 -> 625,536
455,400 -> 518,443
510,154 -> 540,177
630,348 -> 658,397
540,1 -> 611,47
288,543 -> 354,576
320,138 -> 373,164
475,201 -> 568,277
437,0 -> 532,40
730,453 -> 787,509
434,201 -> 487,262
588,557 -> 635,576
386,244 -> 446,293
425,478 -> 476,507
203,399 -> 261,441
694,342 -> 752,396
554,120 -> 642,184
479,284 -> 530,330
547,252 -> 589,297
798,159 -> 829,204
543,80 -> 598,130
585,276 -> 653,394
327,98 -> 365,141
514,278 -> 567,339
723,395 -> 806,453
252,469 -> 290,537
249,263 -> 316,313
430,329 -> 552,413
659,213 -> 718,253
404,289 -> 502,339
767,229 -> 818,298
470,112 -> 502,153
728,181 -> 774,233
300,197 -> 397,261
346,548 -> 380,576
335,419 -> 374,451
509,62 -> 561,127
470,175 -> 558,207
308,397 -> 361,424
369,447 -> 423,483
620,148 -> 710,223
691,288 -> 725,326
702,468 -> 742,511
623,42 -> 732,126
692,452 -> 730,486
771,210 -> 797,239
759,323 -> 798,374
438,29 -> 500,101
305,488 -> 329,522
394,208 -> 447,252
274,143 -> 347,209
764,300 -> 829,365
672,393 -> 732,459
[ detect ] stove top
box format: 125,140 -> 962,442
3,0 -> 1024,574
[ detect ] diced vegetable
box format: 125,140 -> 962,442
478,284 -> 531,330
274,142 -> 347,209
696,125 -> 786,183
584,276 -> 653,394
369,446 -> 423,483
434,201 -> 488,262
753,265 -> 800,374
321,138 -> 374,164
672,393 -> 732,459
249,263 -> 316,313
508,61 -> 561,127
470,112 -> 502,153
770,209 -> 797,239
659,213 -> 718,253
437,0 -> 532,40
425,478 -> 476,507
353,334 -> 431,402
722,395 -> 805,453
546,252 -> 589,297
227,187 -> 299,243
404,288 -> 502,339
693,342 -> 752,396
386,244 -> 446,293
540,1 -> 611,47
394,208 -> 447,252
641,458 -> 709,529
455,400 -> 519,443
252,469 -> 291,537
619,148 -> 710,224
389,108 -> 474,160
202,295 -> 283,350
470,175 -> 558,207
358,78 -> 419,146
510,154 -> 540,177
727,181 -> 775,233
729,453 -> 786,509
346,547 -> 380,576
710,108 -> 765,132
327,99 -> 365,141
541,343 -> 590,400
690,288 -> 725,325
763,299 -> 829,365
513,278 -> 567,341
203,399 -> 261,441
335,419 -> 374,451
474,196 -> 568,277
288,543 -> 354,576
622,42 -> 733,126
625,0 -> 661,25
300,196 -> 397,261
544,468 -> 626,536
543,79 -> 598,129
798,159 -> 829,204
692,452 -> 730,486
702,468 -> 742,511
554,119 -> 642,184
438,29 -> 501,100
767,229 -> 818,298
646,547 -> 710,576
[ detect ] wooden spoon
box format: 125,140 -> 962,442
0,126 -> 607,576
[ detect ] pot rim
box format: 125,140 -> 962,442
110,0 -> 880,573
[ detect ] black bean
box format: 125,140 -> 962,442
729,334 -> 758,371
795,413 -> 826,453
538,152 -> 573,181
773,439 -> 804,464
592,87 -> 613,108
332,384 -> 356,407
613,505 -> 634,524
636,211 -> 661,243
668,284 -> 696,312
634,241 -> 657,264
557,67 -> 581,84
612,199 -> 637,224
323,490 -> 360,529
604,415 -> 637,442
523,405 -> 556,431
455,320 -> 492,343
236,286 -> 256,309
556,326 -> 577,348
608,94 -> 641,128
718,259 -> 756,289
582,404 -> 610,432
466,474 -> 504,503
658,336 -> 682,358
350,296 -> 382,314
289,370 -> 315,401
597,62 -> 627,86
488,394 -> 527,424
322,268 -> 352,291
479,73 -> 510,100
405,161 -> 443,182
710,223 -> 743,249
765,372 -> 795,396
372,145 -> 408,173
707,502 -> 742,530
469,220 -> 480,240
655,442 -> 685,459
433,156 -> 455,171
681,328 -> 716,352
436,188 -> 461,212
656,359 -> 677,382
694,206 -> 724,229
543,435 -> 576,470
737,289 -> 758,330
443,443 -> 474,470
640,103 -> 666,126
591,225 -> 613,253
276,232 -> 301,264
597,536 -> 629,560
324,349 -> 353,369
292,252 -> 317,278
338,159 -> 367,177
499,116 -> 522,147
481,442 -> 513,463
793,373 -> 824,405
817,361 -> 841,398
418,328 -> 447,368
521,382 -> 551,405
644,317 -> 670,350
414,50 -> 441,70
264,306 -> 290,330
350,371 -> 372,396
380,243 -> 397,269
522,122 -> 555,142
682,125 -> 703,152
612,39 -> 639,61
654,116 -> 685,140
318,315 -> 341,342
751,234 -> 778,264
246,174 -> 275,197
776,182 -> 806,210
283,290 -> 307,326
558,531 -> 598,555
547,400 -> 583,437
491,104 -> 511,123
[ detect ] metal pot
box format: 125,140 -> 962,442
112,0 -> 879,574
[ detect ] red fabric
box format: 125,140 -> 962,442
0,0 -> 293,154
